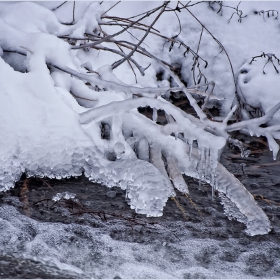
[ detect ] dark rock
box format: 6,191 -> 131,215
0,254 -> 83,279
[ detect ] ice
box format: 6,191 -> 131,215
162,150 -> 189,194
113,142 -> 125,159
214,165 -> 271,236
137,137 -> 150,162
149,143 -> 169,179
89,159 -> 175,216
187,140 -> 193,159
152,108 -> 158,122
52,192 -> 77,202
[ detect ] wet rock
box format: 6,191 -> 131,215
106,190 -> 117,198
0,254 -> 83,279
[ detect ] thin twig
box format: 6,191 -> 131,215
103,16 -> 161,33
91,45 -> 147,76
52,1 -> 67,11
179,2 -> 240,109
72,3 -> 166,50
100,28 -> 138,82
101,1 -> 121,17
71,1 -> 76,24
112,2 -> 169,70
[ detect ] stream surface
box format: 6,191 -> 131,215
0,133 -> 280,279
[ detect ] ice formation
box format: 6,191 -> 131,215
0,1 -> 280,235
52,192 -> 77,202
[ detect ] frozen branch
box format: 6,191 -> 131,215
227,101 -> 280,131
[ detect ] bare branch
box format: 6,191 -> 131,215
52,1 -> 67,11
72,3 -> 166,50
112,2 -> 169,70
101,1 -> 121,17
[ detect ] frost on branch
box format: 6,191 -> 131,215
0,1 -> 279,236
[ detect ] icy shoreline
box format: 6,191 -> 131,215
1,136 -> 280,279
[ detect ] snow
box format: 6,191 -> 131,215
237,58 -> 280,123
0,1 -> 280,236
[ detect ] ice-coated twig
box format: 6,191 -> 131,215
201,81 -> 215,110
53,65 -> 182,98
162,149 -> 189,194
79,97 -> 226,150
98,28 -> 139,82
227,101 -> 280,131
157,59 -> 208,121
223,104 -> 237,124
150,143 -> 169,179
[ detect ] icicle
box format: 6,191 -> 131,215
152,107 -> 158,122
197,146 -> 206,182
165,113 -> 175,124
196,147 -> 202,189
204,148 -> 211,182
126,136 -> 137,150
187,139 -> 193,160
150,144 -> 168,179
209,148 -> 218,197
137,137 -> 150,162
114,142 -> 125,159
162,149 -> 189,194
265,132 -> 279,160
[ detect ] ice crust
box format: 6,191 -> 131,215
0,1 -> 278,235
87,159 -> 175,217
52,192 -> 77,202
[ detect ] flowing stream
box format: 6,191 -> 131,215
0,132 -> 280,278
